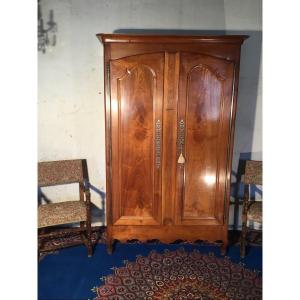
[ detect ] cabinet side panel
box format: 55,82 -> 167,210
103,44 -> 112,226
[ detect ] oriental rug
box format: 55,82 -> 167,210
93,248 -> 262,300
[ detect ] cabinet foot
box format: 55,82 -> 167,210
107,239 -> 114,255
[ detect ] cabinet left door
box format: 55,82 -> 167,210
109,52 -> 164,226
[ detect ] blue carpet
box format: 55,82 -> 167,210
38,243 -> 262,300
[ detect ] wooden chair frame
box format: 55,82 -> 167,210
38,159 -> 93,257
240,160 -> 262,258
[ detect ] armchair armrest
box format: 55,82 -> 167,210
84,185 -> 91,221
84,187 -> 91,202
82,180 -> 91,204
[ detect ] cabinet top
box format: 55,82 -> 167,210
97,33 -> 248,44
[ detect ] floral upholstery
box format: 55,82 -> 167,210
244,160 -> 262,185
38,160 -> 84,187
247,201 -> 262,223
38,201 -> 87,228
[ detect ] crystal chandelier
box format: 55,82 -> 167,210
38,0 -> 57,53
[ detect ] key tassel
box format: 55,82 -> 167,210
178,152 -> 185,164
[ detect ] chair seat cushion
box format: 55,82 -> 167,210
38,201 -> 87,228
247,201 -> 262,223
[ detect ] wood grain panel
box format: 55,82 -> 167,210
176,52 -> 234,226
119,65 -> 155,218
110,53 -> 164,225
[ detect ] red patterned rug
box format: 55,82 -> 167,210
93,248 -> 262,300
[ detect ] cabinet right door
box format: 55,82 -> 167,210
175,52 -> 235,226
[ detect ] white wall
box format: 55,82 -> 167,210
38,0 -> 262,227
224,0 -> 262,228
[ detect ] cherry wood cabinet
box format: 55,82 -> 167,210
97,34 -> 248,254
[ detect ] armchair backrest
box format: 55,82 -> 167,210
38,159 -> 85,187
244,160 -> 262,185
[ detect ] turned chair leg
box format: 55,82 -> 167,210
240,222 -> 248,258
86,219 -> 93,257
38,238 -> 41,260
80,221 -> 93,257
38,228 -> 44,260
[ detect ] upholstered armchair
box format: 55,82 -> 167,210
38,159 -> 93,257
240,160 -> 262,258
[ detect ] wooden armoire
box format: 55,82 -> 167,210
97,34 -> 248,254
